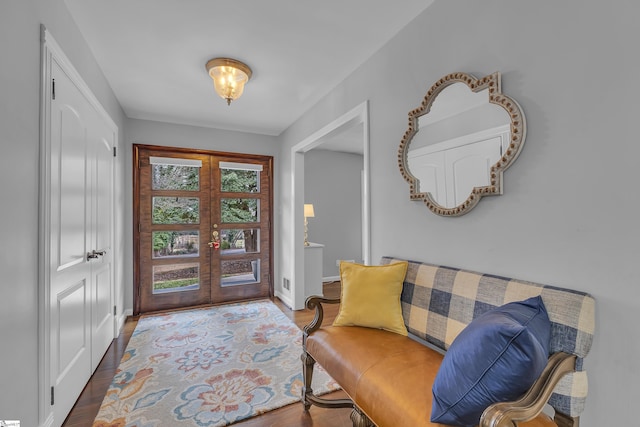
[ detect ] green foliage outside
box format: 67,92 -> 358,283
221,198 -> 258,223
153,231 -> 197,256
221,169 -> 259,223
153,231 -> 171,253
153,278 -> 199,290
153,164 -> 199,191
150,166 -> 259,256
153,197 -> 199,224
221,169 -> 258,193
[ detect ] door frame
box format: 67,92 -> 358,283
38,26 -> 118,427
288,101 -> 370,310
132,144 -> 274,315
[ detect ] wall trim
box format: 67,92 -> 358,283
38,413 -> 54,427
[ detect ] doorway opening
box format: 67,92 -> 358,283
289,101 -> 370,310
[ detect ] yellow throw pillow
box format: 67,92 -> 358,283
333,261 -> 409,336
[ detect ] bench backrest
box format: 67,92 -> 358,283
381,257 -> 595,418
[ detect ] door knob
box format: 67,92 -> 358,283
87,249 -> 106,260
208,231 -> 220,249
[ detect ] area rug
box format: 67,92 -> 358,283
92,300 -> 340,427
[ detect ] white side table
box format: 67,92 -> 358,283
304,242 -> 324,299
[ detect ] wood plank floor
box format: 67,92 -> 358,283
62,282 -> 352,427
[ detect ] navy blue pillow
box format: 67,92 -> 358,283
431,296 -> 551,427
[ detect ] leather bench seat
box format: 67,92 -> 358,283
306,325 -> 557,427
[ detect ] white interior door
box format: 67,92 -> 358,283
407,127 -> 507,208
447,136 -> 502,206
49,59 -> 94,424
90,114 -> 115,369
48,57 -> 115,426
408,150 -> 447,204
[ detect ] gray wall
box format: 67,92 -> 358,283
304,150 -> 363,278
279,2 -> 639,426
0,1 -> 127,425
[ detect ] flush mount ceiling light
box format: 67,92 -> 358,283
205,57 -> 252,106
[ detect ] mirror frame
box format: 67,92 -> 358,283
398,71 -> 526,216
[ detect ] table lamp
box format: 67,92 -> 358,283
304,204 -> 315,246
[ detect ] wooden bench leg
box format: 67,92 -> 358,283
554,412 -> 579,427
301,352 -> 315,411
350,406 -> 374,427
301,349 -> 355,412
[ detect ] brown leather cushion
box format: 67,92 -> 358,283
306,326 -> 557,427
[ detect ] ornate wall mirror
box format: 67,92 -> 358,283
398,72 -> 526,216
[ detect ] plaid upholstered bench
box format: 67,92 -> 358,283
301,257 -> 595,427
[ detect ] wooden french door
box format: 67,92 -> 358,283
134,145 -> 273,314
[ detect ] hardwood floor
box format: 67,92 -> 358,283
62,282 -> 352,427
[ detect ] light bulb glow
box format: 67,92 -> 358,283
206,58 -> 252,105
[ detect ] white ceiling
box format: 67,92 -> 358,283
64,0 -> 433,137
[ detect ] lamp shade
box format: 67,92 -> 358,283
304,204 -> 315,218
206,58 -> 252,105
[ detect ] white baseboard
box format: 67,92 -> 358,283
323,275 -> 340,283
274,290 -> 294,310
116,310 -> 131,334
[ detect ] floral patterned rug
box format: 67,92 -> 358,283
93,300 -> 340,427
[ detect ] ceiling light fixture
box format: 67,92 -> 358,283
205,57 -> 252,106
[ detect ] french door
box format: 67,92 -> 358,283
134,145 -> 273,314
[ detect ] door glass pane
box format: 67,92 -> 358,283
221,168 -> 259,193
153,263 -> 199,294
221,198 -> 259,223
152,164 -> 200,190
153,231 -> 199,258
221,259 -> 260,287
152,197 -> 199,224
220,229 -> 259,255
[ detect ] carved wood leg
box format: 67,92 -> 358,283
350,406 -> 374,427
301,352 -> 316,411
554,412 -> 579,427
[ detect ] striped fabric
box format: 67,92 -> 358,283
381,257 -> 595,418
